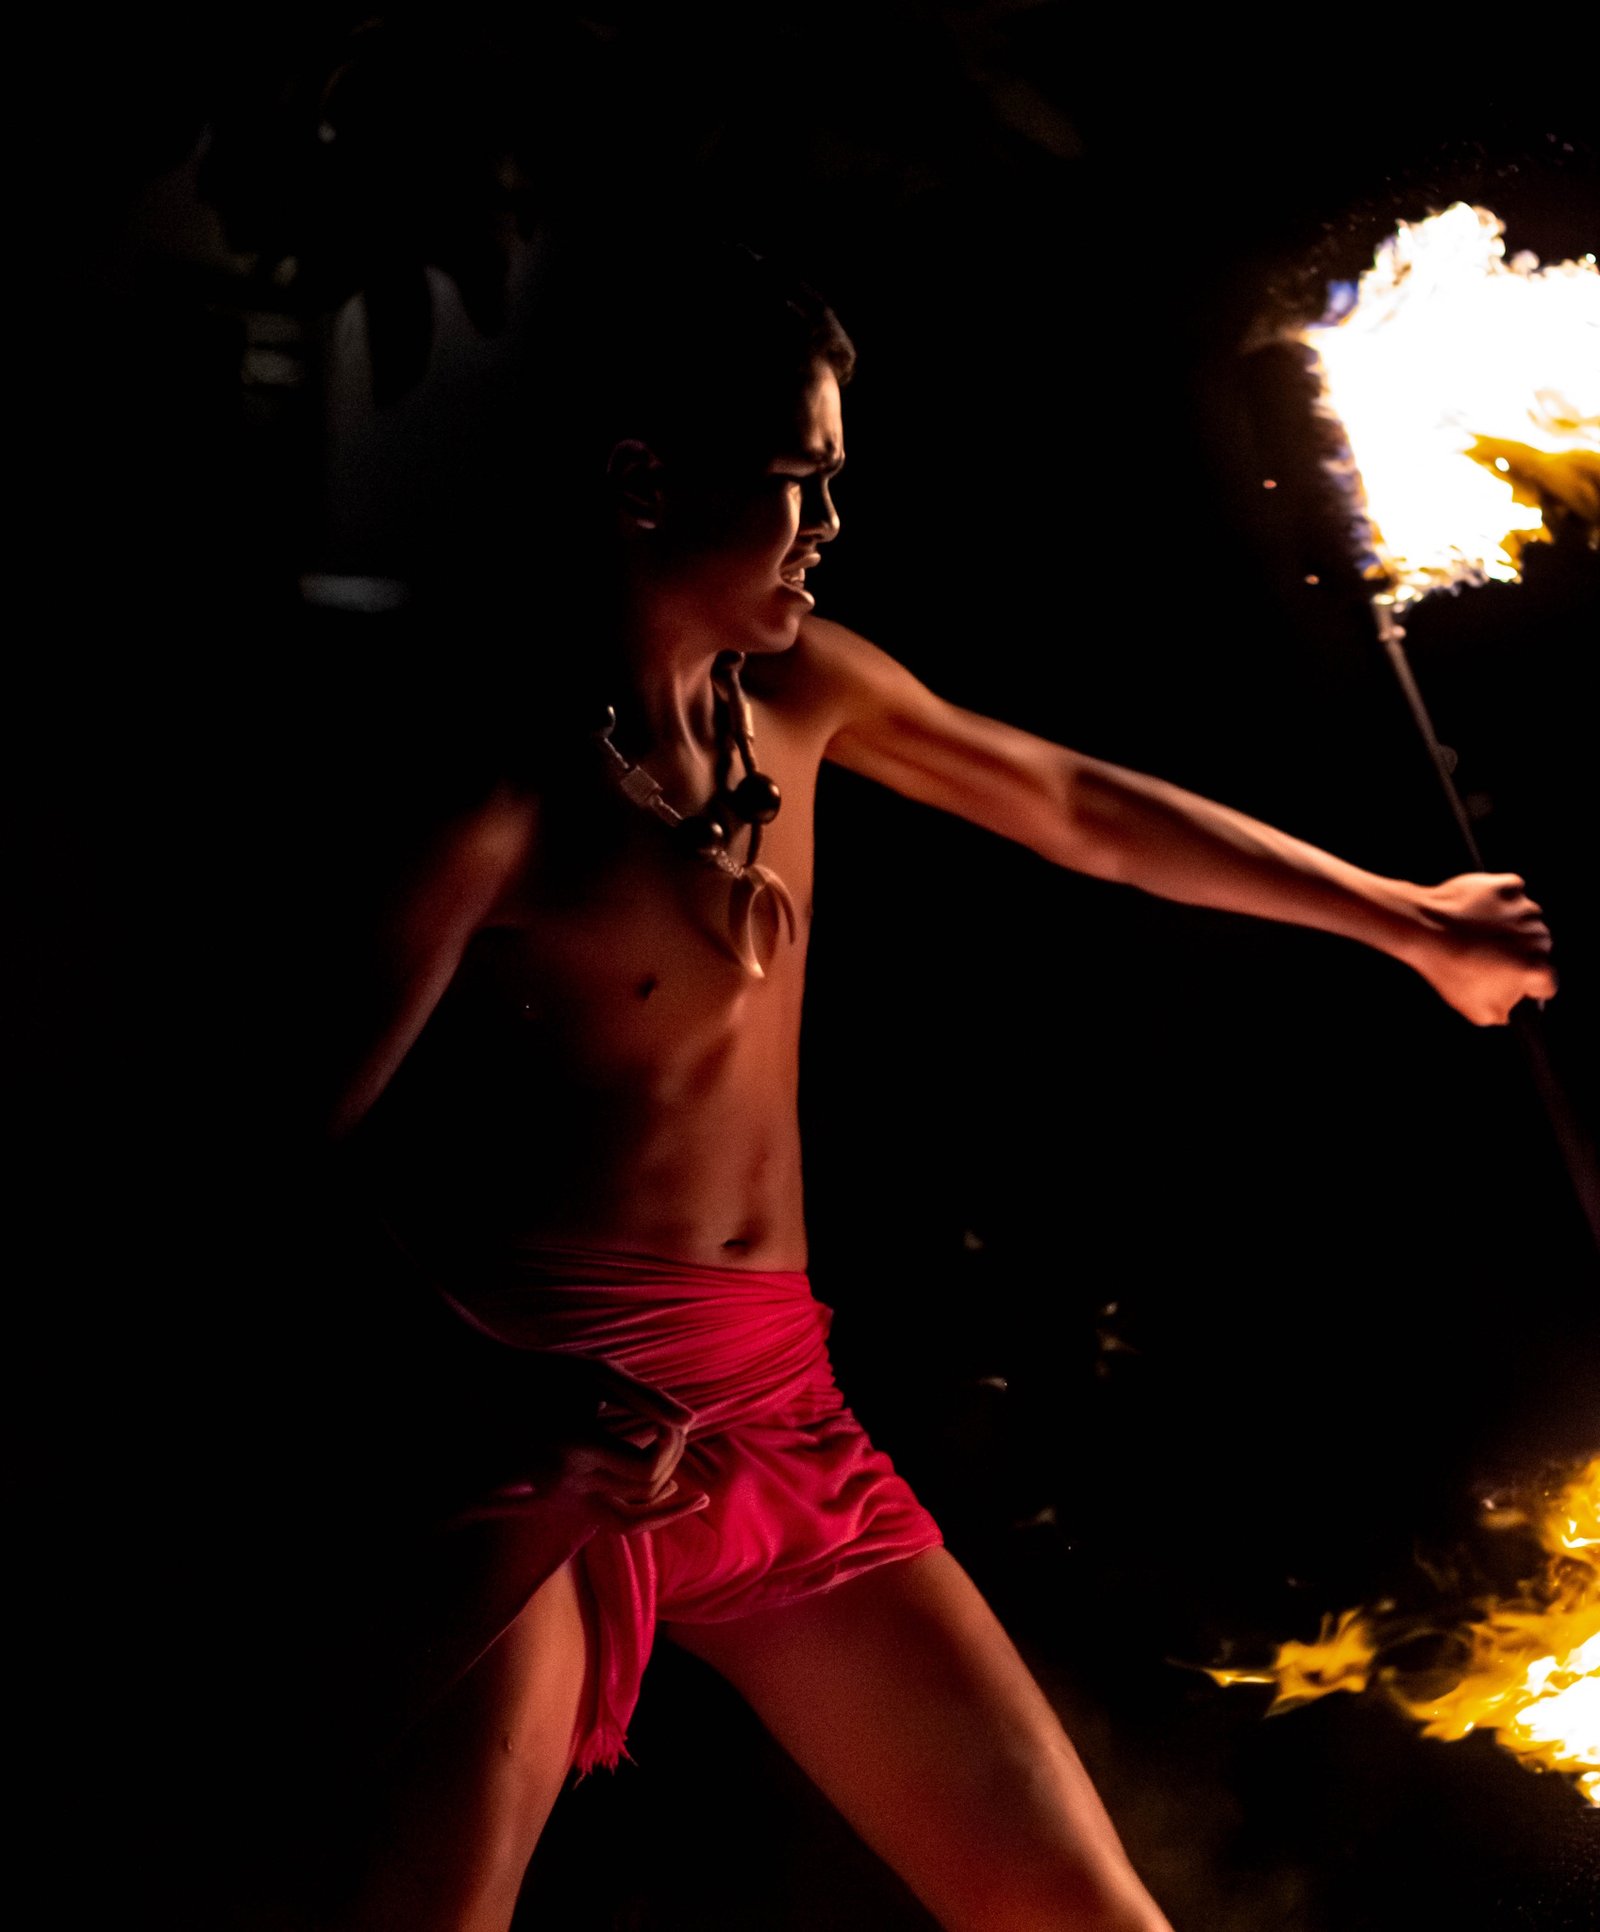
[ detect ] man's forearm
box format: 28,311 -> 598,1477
1055,754 -> 1434,965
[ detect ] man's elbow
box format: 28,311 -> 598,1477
1050,759 -> 1135,883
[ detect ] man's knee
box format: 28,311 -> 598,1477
949,1736 -> 1170,1932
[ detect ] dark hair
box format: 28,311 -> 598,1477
540,225 -> 855,476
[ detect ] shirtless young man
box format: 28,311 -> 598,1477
333,249 -> 1554,1932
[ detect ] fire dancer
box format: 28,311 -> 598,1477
333,240 -> 1554,1932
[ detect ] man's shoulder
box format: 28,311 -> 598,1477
794,613 -> 891,676
750,615 -> 896,724
402,779 -> 540,908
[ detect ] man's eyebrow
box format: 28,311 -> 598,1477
790,444 -> 845,472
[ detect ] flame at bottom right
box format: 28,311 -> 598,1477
1208,1456 -> 1600,1806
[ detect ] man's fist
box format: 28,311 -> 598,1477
1408,872 -> 1556,1025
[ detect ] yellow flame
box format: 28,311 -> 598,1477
1210,1457 -> 1600,1806
1304,202 -> 1600,604
1207,1607 -> 1377,1709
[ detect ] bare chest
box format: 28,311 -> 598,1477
450,717 -> 823,1078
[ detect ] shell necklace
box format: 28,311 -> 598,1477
593,652 -> 798,979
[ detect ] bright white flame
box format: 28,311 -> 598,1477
1502,1634 -> 1600,1787
1304,202 -> 1600,604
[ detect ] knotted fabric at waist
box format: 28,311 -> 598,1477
433,1242 -> 833,1435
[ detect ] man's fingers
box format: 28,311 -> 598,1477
1500,968 -> 1558,1021
625,1421 -> 690,1489
599,1487 -> 712,1536
567,1426 -> 689,1490
456,1476 -> 712,1532
469,1358 -> 698,1514
583,1358 -> 697,1432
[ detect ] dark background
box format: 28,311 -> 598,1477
17,8 -> 1599,1928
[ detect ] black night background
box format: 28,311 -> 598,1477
15,9 -> 1599,1929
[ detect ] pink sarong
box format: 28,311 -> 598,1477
439,1245 -> 943,1774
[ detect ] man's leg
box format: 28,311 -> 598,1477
667,1548 -> 1171,1932
342,1560 -> 591,1932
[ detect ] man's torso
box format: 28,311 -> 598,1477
362,623 -> 856,1271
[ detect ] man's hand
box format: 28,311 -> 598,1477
447,1356 -> 709,1536
1402,873 -> 1557,1026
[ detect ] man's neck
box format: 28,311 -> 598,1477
613,610 -> 734,755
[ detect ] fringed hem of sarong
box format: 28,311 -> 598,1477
572,1731 -> 635,1780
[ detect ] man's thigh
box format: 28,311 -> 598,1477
341,1559 -> 592,1932
666,1548 -> 1168,1932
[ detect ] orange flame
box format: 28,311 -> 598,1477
1208,1457 -> 1600,1806
1303,203 -> 1600,605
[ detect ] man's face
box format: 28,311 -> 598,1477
657,362 -> 845,652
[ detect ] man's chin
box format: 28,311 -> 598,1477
740,611 -> 806,654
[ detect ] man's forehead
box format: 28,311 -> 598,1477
780,366 -> 845,467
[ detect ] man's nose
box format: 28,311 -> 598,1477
802,477 -> 840,544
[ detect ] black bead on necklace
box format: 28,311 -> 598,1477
593,652 -> 797,979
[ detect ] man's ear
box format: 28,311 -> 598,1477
606,439 -> 665,530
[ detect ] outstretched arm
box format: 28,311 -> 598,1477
798,618 -> 1554,1026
